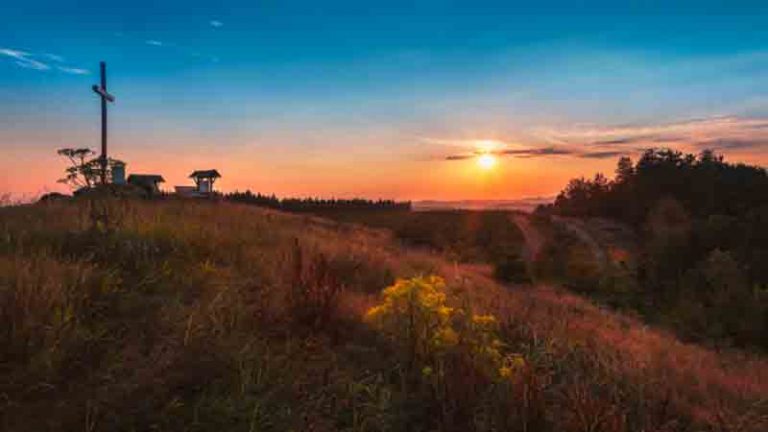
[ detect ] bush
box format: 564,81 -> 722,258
364,276 -> 458,369
564,248 -> 602,292
493,251 -> 531,284
364,276 -> 528,429
673,250 -> 767,347
288,239 -> 343,329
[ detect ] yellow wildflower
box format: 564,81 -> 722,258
472,314 -> 497,326
512,355 -> 526,368
364,305 -> 384,322
434,327 -> 459,347
365,275 -> 514,382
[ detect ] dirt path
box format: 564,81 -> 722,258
511,213 -> 544,262
512,212 -> 632,274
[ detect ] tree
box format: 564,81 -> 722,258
57,148 -> 124,190
615,156 -> 634,183
698,149 -> 723,165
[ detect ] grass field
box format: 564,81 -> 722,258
1,199 -> 766,431
307,209 -> 526,264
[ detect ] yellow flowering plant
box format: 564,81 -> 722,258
364,276 -> 458,368
365,275 -> 525,384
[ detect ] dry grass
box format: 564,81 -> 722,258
0,199 -> 765,431
445,267 -> 768,431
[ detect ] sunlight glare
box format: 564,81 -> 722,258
477,153 -> 497,170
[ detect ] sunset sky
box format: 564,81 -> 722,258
1,1 -> 766,200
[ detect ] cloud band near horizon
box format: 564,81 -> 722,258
440,116 -> 768,162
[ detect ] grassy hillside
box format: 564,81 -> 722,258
302,209 -> 526,264
1,199 -> 766,431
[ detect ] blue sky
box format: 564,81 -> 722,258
1,1 -> 767,198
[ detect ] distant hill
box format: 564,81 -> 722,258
414,197 -> 554,212
1,199 -> 766,431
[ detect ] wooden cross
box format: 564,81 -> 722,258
92,61 -> 115,185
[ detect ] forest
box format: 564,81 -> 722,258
540,149 -> 768,349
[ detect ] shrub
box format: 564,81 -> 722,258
364,275 -> 458,370
674,249 -> 767,347
492,251 -> 531,284
288,239 -> 343,329
560,246 -> 602,292
364,276 -> 528,429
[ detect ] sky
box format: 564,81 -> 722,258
1,1 -> 767,201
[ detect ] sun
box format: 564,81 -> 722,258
477,153 -> 497,170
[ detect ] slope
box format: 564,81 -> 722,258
0,199 -> 765,431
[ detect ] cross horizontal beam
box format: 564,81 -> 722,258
92,85 -> 115,102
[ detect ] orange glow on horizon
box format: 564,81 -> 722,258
3,117 -> 767,202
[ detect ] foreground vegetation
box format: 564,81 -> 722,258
1,199 -> 766,431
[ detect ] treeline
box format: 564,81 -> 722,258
225,190 -> 411,212
544,148 -> 768,223
541,148 -> 768,349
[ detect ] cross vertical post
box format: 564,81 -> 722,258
99,62 -> 107,184
92,61 -> 115,186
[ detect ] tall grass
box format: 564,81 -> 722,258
0,199 -> 766,431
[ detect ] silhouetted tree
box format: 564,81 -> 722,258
615,156 -> 634,183
57,148 -> 124,190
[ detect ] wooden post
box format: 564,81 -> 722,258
92,61 -> 115,185
99,62 -> 107,185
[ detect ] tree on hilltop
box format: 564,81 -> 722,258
57,148 -> 124,190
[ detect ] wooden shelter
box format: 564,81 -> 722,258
189,169 -> 221,194
128,174 -> 165,196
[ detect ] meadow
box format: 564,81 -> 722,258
292,150 -> 768,353
309,209 -> 526,266
0,198 -> 766,431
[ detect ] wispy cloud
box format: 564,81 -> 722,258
579,150 -> 631,159
56,66 -> 90,75
551,116 -> 768,152
585,135 -> 687,147
43,53 -> 65,62
116,26 -> 220,63
0,48 -> 50,70
1,47 -> 90,74
699,138 -> 767,151
441,146 -> 574,160
131,34 -> 219,63
499,147 -> 575,157
437,116 -> 768,162
443,145 -> 633,161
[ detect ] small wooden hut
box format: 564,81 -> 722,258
127,174 -> 165,196
189,169 -> 221,194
